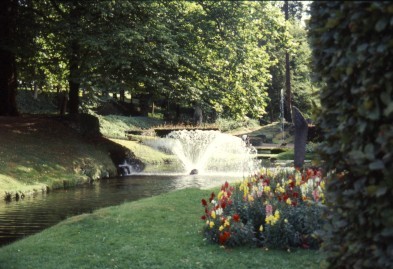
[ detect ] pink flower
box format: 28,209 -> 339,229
312,189 -> 319,202
265,204 -> 273,216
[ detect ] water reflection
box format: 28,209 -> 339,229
0,174 -> 241,247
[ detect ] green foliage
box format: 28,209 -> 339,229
201,168 -> 326,250
309,2 -> 393,268
265,15 -> 319,121
14,1 -> 294,120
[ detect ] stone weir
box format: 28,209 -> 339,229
154,127 -> 220,137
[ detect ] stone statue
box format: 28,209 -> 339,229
292,106 -> 308,169
190,169 -> 198,175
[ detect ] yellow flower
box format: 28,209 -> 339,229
274,209 -> 280,219
224,219 -> 230,227
284,218 -> 288,223
209,221 -> 215,228
219,225 -> 224,231
211,211 -> 216,219
264,186 -> 271,194
266,209 -> 281,226
265,215 -> 276,225
259,225 -> 264,232
248,194 -> 254,202
217,191 -> 224,200
286,198 -> 292,205
295,171 -> 302,186
276,186 -> 285,194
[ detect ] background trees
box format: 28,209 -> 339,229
1,0 -> 317,121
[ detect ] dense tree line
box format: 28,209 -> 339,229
0,0 -> 316,121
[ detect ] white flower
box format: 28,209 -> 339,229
216,208 -> 223,216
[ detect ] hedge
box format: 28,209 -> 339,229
309,2 -> 393,268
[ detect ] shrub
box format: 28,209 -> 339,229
200,168 -> 326,250
309,2 -> 393,268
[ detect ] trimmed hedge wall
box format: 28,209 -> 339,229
309,2 -> 393,269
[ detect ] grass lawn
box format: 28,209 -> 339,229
0,116 -> 120,200
0,188 -> 326,269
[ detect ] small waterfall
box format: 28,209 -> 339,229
145,130 -> 259,176
118,158 -> 143,176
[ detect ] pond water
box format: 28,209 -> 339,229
0,174 -> 243,247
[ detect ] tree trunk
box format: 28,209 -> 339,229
33,83 -> 39,100
68,40 -> 80,115
284,0 -> 292,122
120,89 -> 125,102
0,0 -> 19,116
138,93 -> 151,117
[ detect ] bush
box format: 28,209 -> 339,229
309,2 -> 393,268
200,168 -> 326,250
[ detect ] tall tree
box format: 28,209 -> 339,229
283,0 -> 292,122
0,0 -> 19,116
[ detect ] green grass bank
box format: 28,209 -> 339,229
0,116 -> 122,200
0,188 -> 326,269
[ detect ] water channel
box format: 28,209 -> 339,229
0,174 -> 242,247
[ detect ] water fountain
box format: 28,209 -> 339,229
280,88 -> 285,144
144,130 -> 259,176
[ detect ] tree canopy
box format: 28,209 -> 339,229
0,0 -> 316,120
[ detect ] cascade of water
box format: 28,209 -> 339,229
280,88 -> 285,144
145,130 -> 259,176
118,160 -> 134,176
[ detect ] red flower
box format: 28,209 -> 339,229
201,215 -> 206,220
233,214 -> 240,222
209,192 -> 215,202
293,192 -> 299,198
221,201 -> 227,209
219,231 -> 231,245
201,199 -> 207,206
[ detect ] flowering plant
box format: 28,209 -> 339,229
200,168 -> 326,249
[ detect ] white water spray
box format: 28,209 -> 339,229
145,130 -> 259,176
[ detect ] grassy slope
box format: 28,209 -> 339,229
0,188 -> 326,269
0,116 -> 118,199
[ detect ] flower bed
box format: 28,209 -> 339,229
200,168 -> 326,250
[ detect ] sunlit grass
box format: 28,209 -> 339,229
0,188 -> 326,269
